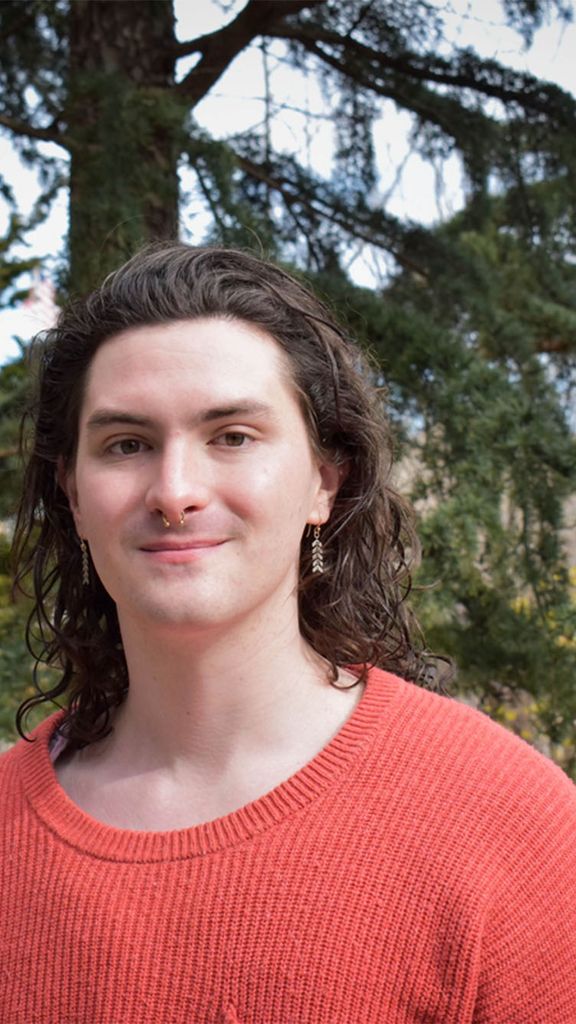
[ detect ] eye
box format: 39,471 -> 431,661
107,438 -> 149,456
213,432 -> 252,448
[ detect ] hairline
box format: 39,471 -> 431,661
67,312 -> 325,464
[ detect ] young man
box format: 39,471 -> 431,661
2,245 -> 575,1023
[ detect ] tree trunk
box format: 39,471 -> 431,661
67,0 -> 184,295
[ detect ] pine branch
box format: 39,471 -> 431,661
175,0 -> 321,106
295,40 -> 493,149
269,22 -> 576,127
234,151 -> 429,277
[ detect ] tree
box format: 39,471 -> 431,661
0,0 -> 573,292
0,0 -> 575,764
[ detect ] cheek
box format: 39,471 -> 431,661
233,457 -> 318,527
73,469 -> 134,532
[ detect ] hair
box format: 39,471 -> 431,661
13,242 -> 435,747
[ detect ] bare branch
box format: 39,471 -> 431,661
175,0 -> 322,107
194,164 -> 228,236
174,1 -> 322,59
172,30 -> 225,60
0,113 -> 69,149
536,337 -> 574,355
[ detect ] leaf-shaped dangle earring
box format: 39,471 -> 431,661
80,537 -> 90,586
311,525 -> 324,574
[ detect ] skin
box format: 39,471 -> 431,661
58,318 -> 362,830
66,317 -> 336,637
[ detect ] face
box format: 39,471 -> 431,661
63,318 -> 341,638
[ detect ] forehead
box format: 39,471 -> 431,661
80,317 -> 304,422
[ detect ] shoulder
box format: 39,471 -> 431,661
362,669 -> 576,958
367,667 -> 576,835
376,666 -> 573,778
0,712 -> 63,803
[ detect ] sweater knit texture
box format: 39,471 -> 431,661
1,668 -> 575,1023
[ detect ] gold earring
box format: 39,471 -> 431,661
178,510 -> 186,527
161,513 -> 171,529
311,525 -> 324,574
80,538 -> 90,586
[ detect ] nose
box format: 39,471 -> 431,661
144,437 -> 211,526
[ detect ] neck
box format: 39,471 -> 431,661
108,608 -> 358,773
57,607 -> 364,831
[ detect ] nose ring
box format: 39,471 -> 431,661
161,511 -> 186,529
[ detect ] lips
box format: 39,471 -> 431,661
140,539 -> 226,551
139,539 -> 227,565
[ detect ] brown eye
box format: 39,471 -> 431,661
222,432 -> 248,447
213,432 -> 251,448
109,439 -> 146,455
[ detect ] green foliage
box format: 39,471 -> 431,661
309,194 -> 576,768
182,127 -> 282,255
0,592 -> 57,745
0,571 -> 34,742
0,0 -> 68,265
0,356 -> 29,519
0,217 -> 39,307
0,531 -> 56,744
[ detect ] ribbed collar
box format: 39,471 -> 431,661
19,667 -> 402,863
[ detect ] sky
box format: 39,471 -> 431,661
1,0 -> 575,364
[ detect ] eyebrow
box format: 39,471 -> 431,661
84,401 -> 276,431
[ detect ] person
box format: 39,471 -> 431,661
1,244 -> 575,1024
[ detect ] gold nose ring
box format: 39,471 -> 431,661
161,511 -> 186,528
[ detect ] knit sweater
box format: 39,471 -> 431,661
1,669 -> 575,1024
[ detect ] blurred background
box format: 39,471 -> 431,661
1,0 -> 575,773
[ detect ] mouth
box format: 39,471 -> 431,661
140,539 -> 227,563
141,539 -> 226,551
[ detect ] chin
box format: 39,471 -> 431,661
128,598 -> 234,633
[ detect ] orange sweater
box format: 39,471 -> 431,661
1,669 -> 575,1023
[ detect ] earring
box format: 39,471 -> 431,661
80,538 -> 90,586
178,510 -> 186,527
311,525 -> 324,574
161,513 -> 171,529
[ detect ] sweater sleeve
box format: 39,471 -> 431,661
472,757 -> 576,1024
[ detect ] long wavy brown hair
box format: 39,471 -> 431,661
14,243 -> 432,747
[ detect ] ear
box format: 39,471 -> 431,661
56,456 -> 82,534
309,458 -> 348,526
